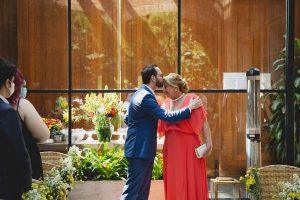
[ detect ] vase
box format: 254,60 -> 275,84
96,124 -> 113,143
53,135 -> 63,143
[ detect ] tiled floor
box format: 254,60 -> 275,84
68,179 -> 248,200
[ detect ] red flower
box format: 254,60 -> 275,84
110,108 -> 117,116
89,112 -> 95,118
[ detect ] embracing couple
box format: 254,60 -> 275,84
121,64 -> 212,200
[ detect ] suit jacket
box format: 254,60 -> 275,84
124,85 -> 191,159
0,99 -> 32,200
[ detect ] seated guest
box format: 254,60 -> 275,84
8,69 -> 50,179
0,58 -> 32,200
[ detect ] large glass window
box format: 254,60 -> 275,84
2,0 -> 300,176
122,0 -> 178,89
181,0 -> 286,90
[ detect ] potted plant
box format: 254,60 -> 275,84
43,118 -> 64,143
240,167 -> 261,200
263,37 -> 300,164
58,91 -> 127,143
69,146 -> 163,199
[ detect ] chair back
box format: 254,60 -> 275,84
259,165 -> 300,200
42,162 -> 57,176
40,151 -> 68,165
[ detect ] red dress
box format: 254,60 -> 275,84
158,93 -> 209,200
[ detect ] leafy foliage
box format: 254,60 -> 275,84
240,167 -> 261,200
74,146 -> 164,181
22,146 -> 80,200
263,38 -> 300,164
75,146 -> 128,181
152,153 -> 164,180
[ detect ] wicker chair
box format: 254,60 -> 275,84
259,165 -> 300,200
40,151 -> 68,165
32,178 -> 42,184
42,162 -> 57,175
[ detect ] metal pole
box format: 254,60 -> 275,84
246,68 -> 261,169
177,0 -> 181,75
67,0 -> 72,148
285,0 -> 295,166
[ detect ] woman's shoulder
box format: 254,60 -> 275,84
184,93 -> 197,100
19,98 -> 36,114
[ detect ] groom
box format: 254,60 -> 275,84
120,64 -> 202,200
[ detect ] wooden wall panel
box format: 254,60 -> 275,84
17,0 -> 68,89
0,0 -> 17,63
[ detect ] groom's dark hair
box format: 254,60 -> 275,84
0,57 -> 16,86
141,64 -> 158,84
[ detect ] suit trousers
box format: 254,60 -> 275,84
121,157 -> 154,200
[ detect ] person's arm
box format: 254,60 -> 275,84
202,120 -> 213,157
20,99 -> 50,142
142,94 -> 197,123
124,112 -> 129,126
3,108 -> 32,190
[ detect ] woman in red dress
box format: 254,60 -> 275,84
158,73 -> 213,200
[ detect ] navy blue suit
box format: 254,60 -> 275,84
121,85 -> 191,200
0,99 -> 32,200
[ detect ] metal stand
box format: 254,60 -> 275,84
246,68 -> 261,169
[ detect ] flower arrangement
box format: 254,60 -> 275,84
62,92 -> 127,142
59,91 -> 128,141
93,93 -> 125,142
21,183 -> 51,200
22,146 -> 81,200
49,96 -> 68,126
240,167 -> 261,200
43,118 -> 64,137
276,174 -> 300,200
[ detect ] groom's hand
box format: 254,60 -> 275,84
188,97 -> 203,110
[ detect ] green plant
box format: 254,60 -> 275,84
74,146 -> 128,181
49,96 -> 68,126
43,169 -> 68,200
43,118 -> 63,137
74,146 -> 164,181
22,146 -> 80,200
152,153 -> 163,180
60,92 -> 127,139
276,174 -> 300,200
22,183 -> 52,200
240,167 -> 261,200
263,37 -> 300,165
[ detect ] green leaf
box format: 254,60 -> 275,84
271,100 -> 282,112
273,58 -> 285,67
295,77 -> 300,88
274,63 -> 285,72
295,93 -> 300,102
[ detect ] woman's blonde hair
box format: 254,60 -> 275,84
164,73 -> 189,93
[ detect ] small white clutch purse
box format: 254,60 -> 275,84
195,143 -> 207,158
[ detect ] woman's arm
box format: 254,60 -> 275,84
202,120 -> 213,157
19,99 -> 50,142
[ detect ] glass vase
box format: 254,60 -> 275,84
96,123 -> 113,143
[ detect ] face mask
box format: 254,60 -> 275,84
8,80 -> 15,97
20,87 -> 27,98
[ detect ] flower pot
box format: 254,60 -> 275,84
53,135 -> 63,143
